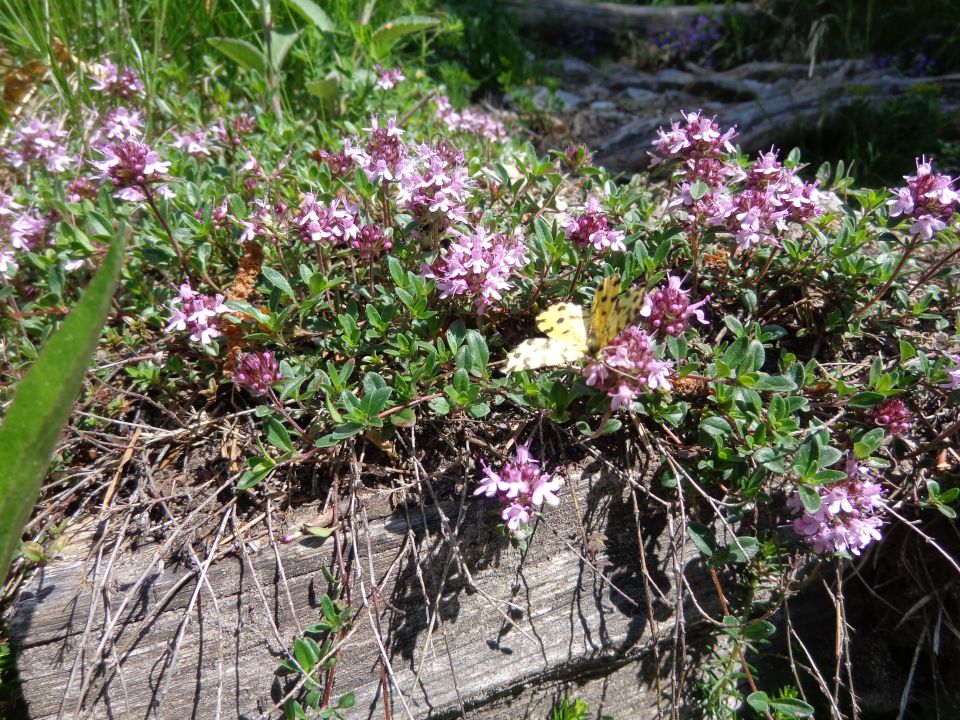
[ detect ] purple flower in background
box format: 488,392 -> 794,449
89,58 -> 145,99
788,456 -> 885,555
9,208 -> 51,251
164,283 -> 230,346
96,107 -> 144,142
887,157 -> 958,240
435,96 -> 506,141
314,146 -> 356,181
474,442 -> 562,534
0,250 -> 17,278
356,116 -> 408,182
375,65 -> 406,90
66,176 -> 100,203
582,326 -> 673,410
5,118 -> 73,173
639,274 -> 709,335
234,351 -> 283,395
169,129 -> 211,158
422,225 -> 528,314
865,398 -> 913,436
399,141 -> 473,230
563,196 -> 626,254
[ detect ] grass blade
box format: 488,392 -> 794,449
0,234 -> 124,580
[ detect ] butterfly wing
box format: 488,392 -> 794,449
505,337 -> 589,372
589,275 -> 645,352
505,301 -> 590,372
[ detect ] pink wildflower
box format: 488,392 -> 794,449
398,141 -> 473,229
422,225 -> 528,313
234,351 -> 283,395
939,354 -> 960,391
295,193 -> 359,245
9,209 -> 51,251
89,58 -> 144,98
788,455 -> 885,555
639,274 -> 709,335
436,96 -> 506,141
356,116 -> 408,182
563,196 -> 626,254
169,129 -> 211,158
350,224 -> 393,260
66,176 -> 99,203
375,65 -> 406,90
865,398 -> 912,436
164,283 -> 230,346
5,118 -> 73,173
93,139 -> 169,189
96,107 -> 144,142
582,326 -> 673,410
474,443 -> 562,534
887,156 -> 958,240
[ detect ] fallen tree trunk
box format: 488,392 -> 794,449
505,0 -> 757,34
8,457 -> 720,719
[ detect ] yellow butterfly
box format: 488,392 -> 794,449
505,275 -> 645,372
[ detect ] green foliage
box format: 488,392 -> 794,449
0,235 -> 124,581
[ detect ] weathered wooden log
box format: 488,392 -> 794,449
505,0 -> 757,34
8,460 -> 721,719
594,70 -> 960,172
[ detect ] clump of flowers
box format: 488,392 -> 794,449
399,141 -> 472,230
650,110 -> 736,173
350,224 -> 393,260
563,196 -> 626,254
95,107 -> 144,143
164,283 -> 230,346
639,274 -> 709,335
211,113 -> 257,149
788,456 -> 885,555
9,208 -> 52,251
887,156 -> 958,240
5,118 -> 73,174
313,146 -> 356,181
234,351 -> 283,395
89,57 -> 145,99
648,13 -> 722,66
582,326 -> 673,410
422,225 -> 528,313
354,116 -> 408,182
866,398 -> 913,436
295,194 -> 359,246
435,95 -> 506,141
375,65 -> 405,90
474,443 -> 563,534
169,129 -> 212,158
93,138 -> 171,201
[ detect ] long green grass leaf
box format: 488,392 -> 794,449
0,234 -> 124,580
284,0 -> 335,32
208,37 -> 266,74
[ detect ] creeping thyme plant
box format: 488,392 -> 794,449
1,2 -> 959,717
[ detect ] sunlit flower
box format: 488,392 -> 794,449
474,442 -> 562,534
582,326 -> 672,410
375,65 -> 406,90
164,283 -> 230,346
169,129 -> 211,158
93,138 -> 169,189
887,156 -> 958,239
234,351 -> 283,395
639,274 -> 709,335
89,57 -> 145,98
939,354 -> 960,391
5,118 -> 73,173
563,196 -> 626,254
865,397 -> 912,436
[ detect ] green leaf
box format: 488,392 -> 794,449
389,408 -> 417,427
726,536 -> 760,563
798,485 -> 821,514
752,375 -> 798,392
265,417 -> 294,453
208,37 -> 266,74
305,78 -> 339,102
270,29 -> 302,72
0,234 -> 123,581
285,0 -> 335,32
746,691 -> 769,713
847,391 -> 885,408
769,697 -> 815,717
336,691 -> 356,709
371,15 -> 440,54
687,521 -> 716,558
261,266 -> 296,300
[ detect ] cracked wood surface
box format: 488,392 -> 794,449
10,461 -> 715,719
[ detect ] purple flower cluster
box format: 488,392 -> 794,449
353,116 -> 408,182
314,147 -> 356,181
582,326 -> 673,410
211,114 -> 257,149
234,351 -> 283,395
789,456 -> 885,555
375,65 -> 405,90
164,283 -> 230,346
93,107 -> 144,143
350,224 -> 393,260
887,157 -> 958,240
295,193 -> 359,246
399,141 -> 472,229
89,58 -> 145,99
639,274 -> 709,335
9,208 -> 52,251
5,118 -> 73,174
169,129 -> 212,158
93,138 -> 170,200
422,225 -> 528,313
865,398 -> 913,436
436,96 -> 506,141
654,112 -> 822,249
474,443 -> 563,533
563,196 -> 626,254
648,14 -> 722,66
66,176 -> 100,203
